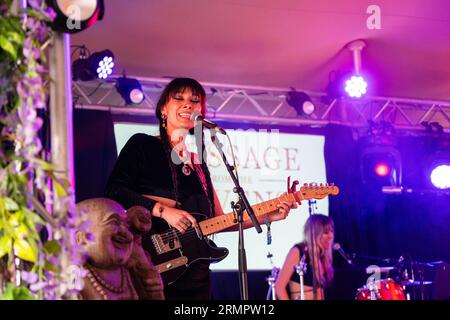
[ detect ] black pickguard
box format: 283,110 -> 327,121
142,212 -> 229,286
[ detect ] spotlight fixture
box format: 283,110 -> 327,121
46,0 -> 105,33
359,128 -> 402,191
430,122 -> 444,134
286,91 -> 315,116
345,75 -> 367,98
426,149 -> 450,190
115,77 -> 145,105
421,121 -> 444,134
360,146 -> 402,189
430,165 -> 450,189
374,162 -> 391,177
344,39 -> 368,98
72,49 -> 115,81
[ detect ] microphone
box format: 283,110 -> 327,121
190,111 -> 226,134
333,243 -> 354,267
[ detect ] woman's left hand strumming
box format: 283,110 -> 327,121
270,197 -> 297,222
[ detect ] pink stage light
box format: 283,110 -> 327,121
374,163 -> 390,176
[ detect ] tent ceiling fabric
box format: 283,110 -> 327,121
72,0 -> 450,102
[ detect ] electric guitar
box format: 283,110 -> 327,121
144,183 -> 339,286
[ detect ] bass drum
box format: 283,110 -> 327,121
356,279 -> 406,300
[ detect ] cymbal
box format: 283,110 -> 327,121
401,280 -> 432,286
366,266 -> 395,274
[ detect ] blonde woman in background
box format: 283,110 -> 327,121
275,214 -> 335,300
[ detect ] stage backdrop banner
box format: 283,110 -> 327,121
114,123 -> 328,270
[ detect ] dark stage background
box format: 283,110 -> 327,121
74,109 -> 450,300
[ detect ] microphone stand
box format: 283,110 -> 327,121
209,129 -> 262,300
295,253 -> 307,300
308,199 -> 319,300
265,252 -> 279,300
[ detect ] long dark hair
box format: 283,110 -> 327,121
155,78 -> 215,216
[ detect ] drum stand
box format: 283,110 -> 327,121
307,199 -> 319,300
295,254 -> 308,300
265,252 -> 279,300
367,278 -> 381,300
265,267 -> 279,300
401,267 -> 412,300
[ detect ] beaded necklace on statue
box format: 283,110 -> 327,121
86,270 -> 109,300
85,265 -> 139,300
86,264 -> 126,293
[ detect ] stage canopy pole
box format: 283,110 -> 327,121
49,32 -> 75,204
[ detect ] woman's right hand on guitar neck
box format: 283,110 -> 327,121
152,202 -> 197,233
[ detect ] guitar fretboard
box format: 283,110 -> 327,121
199,193 -> 299,236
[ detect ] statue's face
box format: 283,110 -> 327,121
84,203 -> 134,268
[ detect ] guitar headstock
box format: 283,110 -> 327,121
298,183 -> 339,200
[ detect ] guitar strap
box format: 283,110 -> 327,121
191,153 -> 214,218
264,214 -> 272,245
192,153 -> 209,197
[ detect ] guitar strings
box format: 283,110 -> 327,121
154,194 -> 300,243
155,227 -> 199,242
156,219 -> 229,242
156,199 -> 285,242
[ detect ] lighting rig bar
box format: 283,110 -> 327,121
73,76 -> 450,132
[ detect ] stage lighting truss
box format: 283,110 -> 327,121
72,76 -> 450,132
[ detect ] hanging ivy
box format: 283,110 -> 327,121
0,0 -> 84,299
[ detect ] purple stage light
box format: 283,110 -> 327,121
115,77 -> 145,105
345,75 -> 367,98
430,165 -> 450,189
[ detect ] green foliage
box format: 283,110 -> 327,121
43,240 -> 61,255
0,1 -> 80,300
0,283 -> 36,300
0,15 -> 24,61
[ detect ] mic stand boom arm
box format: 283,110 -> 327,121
210,130 -> 262,301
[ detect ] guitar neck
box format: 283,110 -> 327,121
199,193 -> 299,236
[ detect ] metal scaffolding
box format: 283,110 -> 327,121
73,76 -> 450,133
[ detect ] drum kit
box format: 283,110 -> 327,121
355,255 -> 434,300
355,277 -> 433,300
265,251 -> 435,300
356,278 -> 407,300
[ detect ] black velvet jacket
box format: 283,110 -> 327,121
105,133 -> 215,298
105,133 -> 214,218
